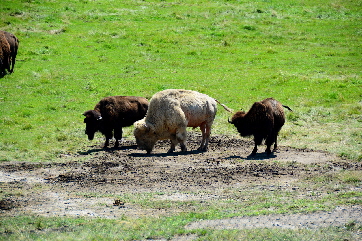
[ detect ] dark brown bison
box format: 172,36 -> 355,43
0,32 -> 11,75
0,31 -> 19,73
228,98 -> 292,156
83,96 -> 149,148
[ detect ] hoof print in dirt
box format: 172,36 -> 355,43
0,198 -> 20,210
113,199 -> 125,207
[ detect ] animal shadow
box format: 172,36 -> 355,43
78,144 -> 138,155
129,149 -> 203,157
226,152 -> 277,160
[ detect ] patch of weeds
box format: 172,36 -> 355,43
339,171 -> 362,183
344,221 -> 362,232
243,25 -> 256,31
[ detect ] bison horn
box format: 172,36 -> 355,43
143,123 -> 150,132
228,117 -> 233,124
97,116 -> 102,120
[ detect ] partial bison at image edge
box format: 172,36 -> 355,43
229,98 -> 292,156
83,96 -> 149,148
0,30 -> 19,75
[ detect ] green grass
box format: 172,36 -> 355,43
0,0 -> 362,240
1,216 -> 360,241
1,0 -> 361,162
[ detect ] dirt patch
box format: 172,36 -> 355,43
0,134 -> 361,231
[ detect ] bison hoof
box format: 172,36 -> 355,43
180,145 -> 187,152
197,147 -> 207,152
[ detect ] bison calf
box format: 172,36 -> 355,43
83,96 -> 149,148
229,98 -> 292,156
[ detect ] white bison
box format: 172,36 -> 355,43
134,89 -> 232,154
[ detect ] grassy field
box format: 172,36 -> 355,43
0,0 -> 360,162
0,0 -> 361,240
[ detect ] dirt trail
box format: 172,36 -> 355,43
0,134 -> 361,233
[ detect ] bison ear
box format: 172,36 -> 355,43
83,110 -> 94,118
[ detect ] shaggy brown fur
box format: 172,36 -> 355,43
229,98 -> 292,156
0,31 -> 19,73
0,32 -> 11,75
83,96 -> 149,148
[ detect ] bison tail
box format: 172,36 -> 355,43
215,99 -> 233,113
283,105 -> 293,112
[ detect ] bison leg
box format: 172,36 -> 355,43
198,122 -> 211,152
272,131 -> 281,152
175,128 -> 187,152
265,129 -> 281,155
265,146 -> 272,155
168,137 -> 177,153
273,139 -> 278,152
168,140 -> 186,153
198,123 -> 206,151
114,128 -> 123,148
103,129 -> 113,148
273,137 -> 278,152
265,132 -> 278,155
252,135 -> 263,155
265,140 -> 273,155
251,144 -> 258,156
104,138 -> 110,148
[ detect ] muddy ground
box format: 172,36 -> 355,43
0,134 -> 361,235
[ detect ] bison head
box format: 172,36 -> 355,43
228,111 -> 253,136
134,119 -> 158,154
83,110 -> 102,140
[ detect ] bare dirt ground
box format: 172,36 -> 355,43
1,134 -> 361,236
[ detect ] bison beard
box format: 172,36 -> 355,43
229,98 -> 292,156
